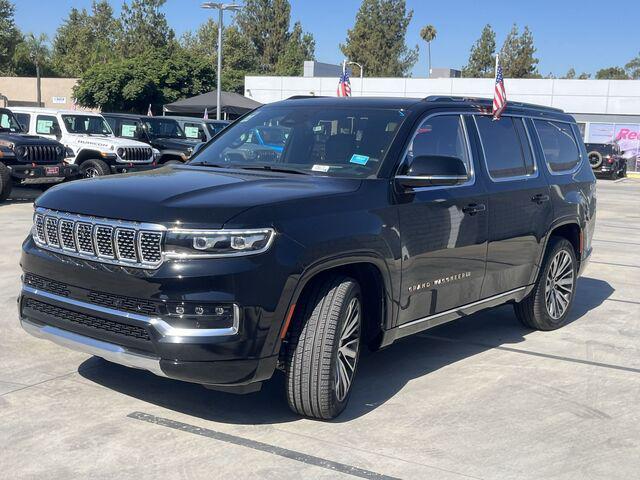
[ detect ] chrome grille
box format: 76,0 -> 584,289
59,220 -> 76,251
33,208 -> 165,269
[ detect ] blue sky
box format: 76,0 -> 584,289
13,0 -> 640,77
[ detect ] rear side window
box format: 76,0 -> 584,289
14,112 -> 30,131
533,120 -> 581,173
475,116 -> 535,179
119,120 -> 139,138
405,115 -> 472,177
183,122 -> 205,140
35,115 -> 60,135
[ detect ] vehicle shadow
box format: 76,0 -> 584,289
0,186 -> 41,206
78,276 -> 613,425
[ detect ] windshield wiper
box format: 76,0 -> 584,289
237,165 -> 311,175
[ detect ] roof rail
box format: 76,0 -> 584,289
423,95 -> 564,113
285,95 -> 328,100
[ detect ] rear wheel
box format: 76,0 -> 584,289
80,159 -> 110,178
285,275 -> 362,419
514,237 -> 577,330
0,162 -> 12,201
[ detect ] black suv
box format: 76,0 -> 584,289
0,108 -> 77,201
585,142 -> 627,179
102,113 -> 200,164
19,96 -> 596,419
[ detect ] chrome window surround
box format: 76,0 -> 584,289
32,207 -> 166,269
393,113 -> 476,192
22,284 -> 240,337
530,118 -> 584,176
472,115 -> 540,183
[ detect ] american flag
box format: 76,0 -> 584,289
493,55 -> 507,120
147,104 -> 153,116
203,107 -> 208,120
337,71 -> 351,97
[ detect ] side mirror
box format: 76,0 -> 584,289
395,155 -> 468,189
52,125 -> 62,140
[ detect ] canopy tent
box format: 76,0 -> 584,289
163,91 -> 262,119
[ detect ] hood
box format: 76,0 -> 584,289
71,135 -> 151,151
152,137 -> 200,152
0,133 -> 63,147
36,165 -> 362,228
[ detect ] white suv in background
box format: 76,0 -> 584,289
11,108 -> 157,178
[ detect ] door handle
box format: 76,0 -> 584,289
531,193 -> 550,204
462,203 -> 486,215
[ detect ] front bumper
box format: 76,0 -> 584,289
110,163 -> 157,174
9,163 -> 79,183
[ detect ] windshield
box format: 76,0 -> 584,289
0,110 -> 23,133
144,118 -> 185,139
62,115 -> 113,135
190,106 -> 407,178
206,122 -> 227,136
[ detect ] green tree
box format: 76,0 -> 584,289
595,66 -> 628,80
221,26 -> 260,93
274,22 -> 315,76
15,33 -> 50,104
462,24 -> 496,78
578,72 -> 591,79
0,0 -> 20,74
52,1 -> 120,77
119,0 -> 175,57
181,18 -> 218,62
563,68 -> 576,79
237,0 -> 291,72
340,0 -> 418,77
419,24 -> 436,76
500,24 -> 539,78
74,49 -> 215,112
625,52 -> 640,79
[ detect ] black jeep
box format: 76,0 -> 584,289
102,113 -> 200,164
585,143 -> 627,179
19,96 -> 596,419
0,108 -> 77,201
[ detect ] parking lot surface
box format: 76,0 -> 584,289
1,179 -> 639,480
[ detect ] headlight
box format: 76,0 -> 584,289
165,228 -> 275,258
65,146 -> 75,157
16,146 -> 25,157
117,147 -> 125,158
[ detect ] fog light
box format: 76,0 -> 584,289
164,302 -> 237,329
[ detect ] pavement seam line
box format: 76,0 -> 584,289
128,411 -> 400,480
419,334 -> 640,374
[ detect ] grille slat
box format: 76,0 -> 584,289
24,298 -> 151,341
122,147 -> 152,162
33,209 -> 164,269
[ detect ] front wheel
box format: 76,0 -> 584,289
285,276 -> 362,419
80,159 -> 110,178
514,237 -> 577,330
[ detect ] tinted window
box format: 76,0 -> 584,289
534,120 -> 581,173
118,119 -> 140,138
62,115 -> 112,135
183,122 -> 206,140
144,118 -> 185,139
476,116 -> 533,179
404,114 -> 471,176
14,112 -> 30,131
36,115 -> 60,135
0,111 -> 22,132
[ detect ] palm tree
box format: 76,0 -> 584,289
420,25 -> 437,77
25,33 -> 49,106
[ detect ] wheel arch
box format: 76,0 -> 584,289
283,256 -> 394,352
533,220 -> 582,285
74,149 -> 104,164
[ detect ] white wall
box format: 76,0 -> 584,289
244,77 -> 640,115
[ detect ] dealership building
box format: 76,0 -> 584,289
245,70 -> 640,171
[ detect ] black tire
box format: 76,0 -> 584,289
0,161 -> 12,202
610,169 -> 618,180
285,275 -> 362,419
80,159 -> 110,178
588,151 -> 602,169
514,237 -> 577,330
621,163 -> 627,178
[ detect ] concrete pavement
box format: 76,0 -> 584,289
1,180 -> 639,479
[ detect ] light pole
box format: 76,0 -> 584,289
201,2 -> 242,120
346,61 -> 364,96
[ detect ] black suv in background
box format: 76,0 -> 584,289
0,108 -> 77,201
585,142 -> 627,179
170,116 -> 230,142
102,113 -> 200,164
19,96 -> 596,419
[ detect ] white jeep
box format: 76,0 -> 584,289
11,107 -> 158,178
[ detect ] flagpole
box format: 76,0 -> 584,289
495,53 -> 499,79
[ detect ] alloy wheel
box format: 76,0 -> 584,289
84,167 -> 99,178
544,250 -> 575,320
335,297 -> 360,402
